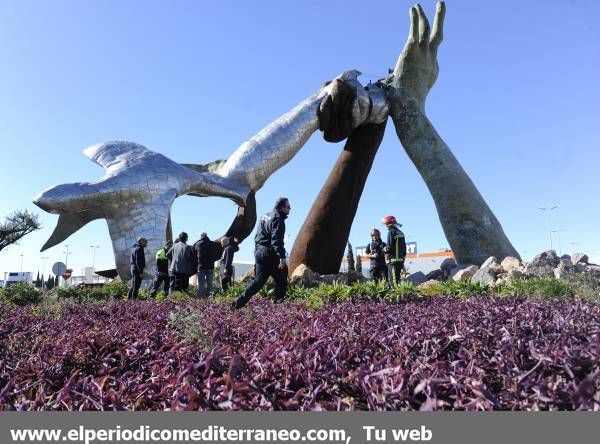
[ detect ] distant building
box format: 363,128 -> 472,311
345,242 -> 454,276
2,272 -> 33,287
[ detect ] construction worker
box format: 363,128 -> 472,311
382,215 -> 406,284
365,228 -> 388,283
150,240 -> 173,297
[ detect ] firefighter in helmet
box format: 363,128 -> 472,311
382,215 -> 406,284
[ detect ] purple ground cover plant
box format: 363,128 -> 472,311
0,296 -> 598,410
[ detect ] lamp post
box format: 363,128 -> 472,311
63,244 -> 70,268
19,254 -> 24,275
538,206 -> 558,250
40,256 -> 49,289
90,245 -> 99,283
551,230 -> 567,256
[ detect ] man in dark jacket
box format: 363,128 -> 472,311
169,232 -> 195,292
233,197 -> 290,309
219,236 -> 238,292
193,232 -> 219,298
150,240 -> 172,297
128,237 -> 147,299
382,215 -> 406,284
365,228 -> 388,283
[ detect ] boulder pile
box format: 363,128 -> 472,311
410,250 -> 599,287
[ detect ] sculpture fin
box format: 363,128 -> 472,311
83,141 -> 149,171
105,191 -> 176,280
181,160 -> 227,174
41,211 -> 102,251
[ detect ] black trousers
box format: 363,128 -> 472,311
128,269 -> 142,299
150,272 -> 169,297
172,272 -> 190,292
370,264 -> 389,283
388,260 -> 404,284
235,247 -> 287,308
221,266 -> 233,292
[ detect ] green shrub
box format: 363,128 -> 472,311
387,281 -> 419,301
303,292 -> 325,311
30,296 -> 68,319
168,307 -> 212,349
0,282 -> 41,306
494,277 -> 572,299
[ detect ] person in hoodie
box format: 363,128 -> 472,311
219,236 -> 238,292
128,237 -> 147,299
150,240 -> 173,297
382,215 -> 407,284
193,232 -> 219,298
233,197 -> 290,309
169,232 -> 195,292
365,228 -> 388,283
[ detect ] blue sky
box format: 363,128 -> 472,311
1,0 -> 599,277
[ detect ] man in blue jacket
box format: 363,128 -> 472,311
233,197 -> 290,309
128,237 -> 147,299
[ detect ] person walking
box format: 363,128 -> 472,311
382,215 -> 406,284
219,236 -> 238,292
365,228 -> 388,283
128,237 -> 147,299
233,197 -> 290,309
169,232 -> 195,292
194,232 -> 218,298
150,240 -> 172,297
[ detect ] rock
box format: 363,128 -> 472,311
500,256 -> 521,272
452,265 -> 479,282
479,256 -> 503,274
559,258 -> 573,268
572,253 -> 589,264
440,258 -> 457,279
319,270 -> 366,285
523,250 -> 560,277
417,279 -> 440,289
560,254 -> 572,261
424,269 -> 444,281
507,269 -> 523,280
574,263 -> 587,273
554,267 -> 569,280
290,264 -> 320,287
407,271 -> 428,286
472,268 -> 496,285
238,266 -> 255,283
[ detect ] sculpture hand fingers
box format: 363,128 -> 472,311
415,4 -> 431,45
408,5 -> 419,45
429,1 -> 446,52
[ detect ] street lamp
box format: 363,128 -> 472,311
62,245 -> 70,268
90,245 -> 100,283
19,254 -> 24,275
40,256 -> 49,289
551,230 -> 567,256
538,206 -> 558,250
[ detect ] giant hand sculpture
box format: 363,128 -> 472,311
386,2 -> 520,264
34,71 -> 388,279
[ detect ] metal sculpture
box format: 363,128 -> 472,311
34,71 -> 388,279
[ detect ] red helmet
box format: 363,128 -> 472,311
370,228 -> 381,237
382,215 -> 397,226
